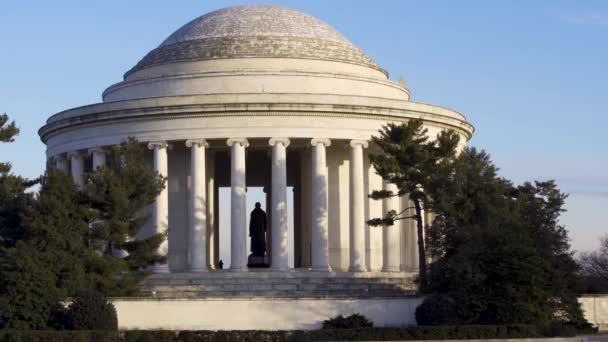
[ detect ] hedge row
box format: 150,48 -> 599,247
0,325 -> 547,341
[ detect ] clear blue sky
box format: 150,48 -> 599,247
0,1 -> 606,252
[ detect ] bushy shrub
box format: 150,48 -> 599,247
415,294 -> 461,325
64,289 -> 118,331
48,302 -> 70,330
321,313 -> 373,329
0,330 -> 118,342
0,325 -> 549,341
123,330 -> 176,342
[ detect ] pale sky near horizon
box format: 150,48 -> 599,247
0,1 -> 606,254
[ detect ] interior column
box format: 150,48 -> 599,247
348,140 -> 368,272
382,181 -> 401,272
54,154 -> 68,172
186,139 -> 208,272
89,147 -> 107,170
269,138 -> 290,271
311,138 -> 331,271
68,151 -> 85,189
148,141 -> 170,273
227,138 -> 249,271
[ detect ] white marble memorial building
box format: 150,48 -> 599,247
39,5 -> 474,329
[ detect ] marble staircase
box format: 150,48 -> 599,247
140,271 -> 418,299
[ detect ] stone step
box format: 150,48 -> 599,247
143,277 -> 413,286
143,283 -> 411,291
143,289 -> 417,299
139,272 -> 417,299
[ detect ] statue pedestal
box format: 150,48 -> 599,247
247,254 -> 269,268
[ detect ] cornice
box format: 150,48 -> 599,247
39,101 -> 474,143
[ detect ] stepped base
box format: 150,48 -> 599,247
140,270 -> 418,299
112,297 -> 423,330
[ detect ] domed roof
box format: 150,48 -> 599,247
126,5 -> 380,76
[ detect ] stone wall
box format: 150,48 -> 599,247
112,297 -> 422,330
113,296 -> 608,331
580,295 -> 608,331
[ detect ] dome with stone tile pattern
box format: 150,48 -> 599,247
126,4 -> 380,76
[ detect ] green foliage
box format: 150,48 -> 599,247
0,325 -> 585,341
368,119 -> 460,289
0,330 -> 119,342
83,138 -> 166,296
124,330 -> 176,342
0,171 -> 33,249
321,313 -> 373,329
0,243 -> 62,329
424,147 -> 591,329
415,295 -> 461,326
0,114 -> 19,143
0,136 -> 164,328
0,113 -> 19,176
63,289 -> 118,331
369,119 -> 460,207
125,326 -> 542,341
0,169 -> 88,329
0,113 -> 32,249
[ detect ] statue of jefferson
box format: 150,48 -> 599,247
248,202 -> 267,265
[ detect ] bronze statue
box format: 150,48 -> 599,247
249,202 -> 267,258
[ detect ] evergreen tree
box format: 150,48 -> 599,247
0,169 -> 88,329
513,181 -> 589,327
424,148 -> 589,328
83,138 -> 166,296
0,114 -> 33,248
0,113 -> 19,175
368,119 -> 460,289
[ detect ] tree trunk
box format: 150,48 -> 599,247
413,198 -> 428,291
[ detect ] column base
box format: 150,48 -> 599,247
189,268 -> 209,273
348,265 -> 368,272
153,263 -> 170,273
311,265 -> 332,272
230,267 -> 248,272
271,266 -> 290,272
401,266 -> 418,273
382,266 -> 401,272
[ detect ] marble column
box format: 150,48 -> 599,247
54,154 -> 68,172
68,151 -> 85,188
206,151 -> 217,269
311,138 -> 331,271
89,147 -> 107,170
382,181 -> 401,272
227,138 -> 249,271
148,141 -> 170,273
186,139 -> 208,272
403,196 -> 419,272
269,138 -> 290,271
349,140 -> 368,272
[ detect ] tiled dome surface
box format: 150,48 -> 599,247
126,5 -> 379,76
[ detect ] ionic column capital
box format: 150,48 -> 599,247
226,138 -> 249,148
185,139 -> 209,148
52,154 -> 67,162
269,137 -> 290,147
310,138 -> 331,147
147,141 -> 169,150
87,146 -> 106,155
67,150 -> 85,159
349,139 -> 369,148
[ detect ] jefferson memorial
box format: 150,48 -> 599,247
39,5 -> 474,329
